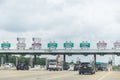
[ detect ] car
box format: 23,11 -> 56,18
74,64 -> 80,71
96,62 -> 108,71
4,63 -> 15,68
16,63 -> 29,70
79,62 -> 95,75
48,62 -> 62,71
97,65 -> 103,71
63,63 -> 70,70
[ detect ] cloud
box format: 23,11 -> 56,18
0,0 -> 120,43
0,0 -> 120,64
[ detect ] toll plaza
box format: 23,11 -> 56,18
0,39 -> 120,68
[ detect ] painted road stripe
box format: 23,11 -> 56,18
44,72 -> 75,80
97,72 -> 112,80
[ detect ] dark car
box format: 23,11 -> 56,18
16,63 -> 29,70
63,63 -> 70,70
74,64 -> 79,71
97,65 -> 103,71
79,62 -> 95,75
96,63 -> 108,71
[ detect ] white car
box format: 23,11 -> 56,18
4,63 -> 14,68
48,62 -> 62,71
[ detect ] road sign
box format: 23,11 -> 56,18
48,43 -> 57,48
17,43 -> 26,47
114,41 -> 120,49
80,41 -> 90,49
32,43 -> 42,49
33,38 -> 41,43
32,37 -> 41,50
17,37 -> 25,43
1,42 -> 11,49
48,41 -> 58,49
97,41 -> 107,49
17,37 -> 26,50
32,43 -> 41,47
64,41 -> 74,49
17,43 -> 26,50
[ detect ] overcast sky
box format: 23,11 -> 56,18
0,0 -> 120,64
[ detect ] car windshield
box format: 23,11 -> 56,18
81,63 -> 90,66
49,62 -> 56,65
75,64 -> 79,66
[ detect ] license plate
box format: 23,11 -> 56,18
84,67 -> 86,68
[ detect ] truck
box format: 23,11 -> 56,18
48,62 -> 62,71
47,59 -> 63,71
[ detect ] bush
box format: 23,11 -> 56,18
112,66 -> 120,71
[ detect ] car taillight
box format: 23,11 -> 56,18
79,65 -> 82,68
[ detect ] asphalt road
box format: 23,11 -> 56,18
0,70 -> 120,80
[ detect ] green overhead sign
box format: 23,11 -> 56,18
64,42 -> 74,48
48,43 -> 58,48
80,42 -> 90,48
1,42 -> 11,48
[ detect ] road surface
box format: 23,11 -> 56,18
0,70 -> 120,80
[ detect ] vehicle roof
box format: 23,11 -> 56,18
49,62 -> 57,64
81,62 -> 90,63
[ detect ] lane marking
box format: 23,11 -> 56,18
42,72 -> 75,80
97,72 -> 112,80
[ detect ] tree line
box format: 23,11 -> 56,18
0,54 -> 46,66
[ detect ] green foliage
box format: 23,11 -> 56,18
0,55 -> 46,66
35,58 -> 46,65
112,66 -> 120,71
9,56 -> 16,64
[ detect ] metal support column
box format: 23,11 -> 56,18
63,54 -> 66,63
46,58 -> 48,70
63,54 -> 66,70
94,54 -> 96,66
1,56 -> 4,66
112,54 -> 115,66
16,57 -> 18,66
33,55 -> 37,67
6,54 -> 9,63
30,55 -> 33,68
